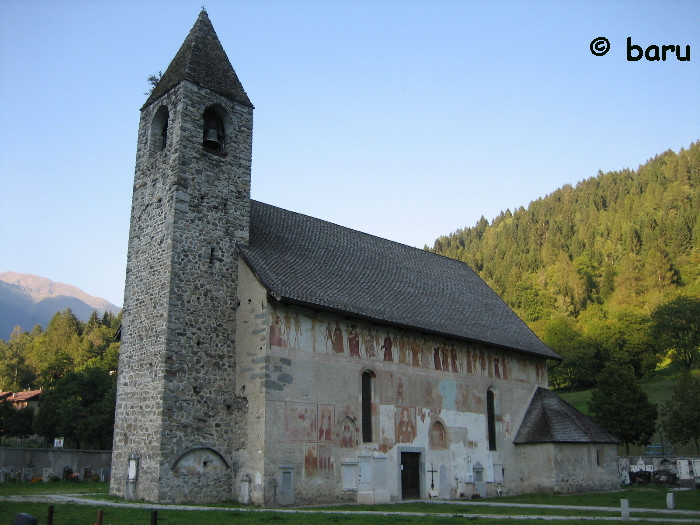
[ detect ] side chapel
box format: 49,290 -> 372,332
110,11 -> 619,505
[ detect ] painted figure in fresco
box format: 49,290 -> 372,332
494,357 -> 501,379
411,339 -> 422,367
433,347 -> 441,370
466,348 -> 473,374
397,378 -> 405,405
479,351 -> 487,375
292,314 -> 302,349
305,444 -> 318,477
396,407 -> 416,443
348,325 -> 360,357
341,418 -> 355,448
287,404 -> 317,441
318,446 -> 332,472
318,414 -> 327,442
422,345 -> 432,369
450,345 -> 458,373
332,321 -> 344,354
398,335 -> 409,364
318,407 -> 333,442
270,313 -> 287,348
283,314 -> 292,344
441,347 -> 449,371
361,327 -> 376,358
382,335 -> 394,362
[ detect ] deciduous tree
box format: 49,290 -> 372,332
661,372 -> 700,453
652,294 -> 700,370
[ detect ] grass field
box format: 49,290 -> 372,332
1,481 -> 699,525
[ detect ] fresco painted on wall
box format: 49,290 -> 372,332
268,306 -> 547,386
318,405 -> 335,443
429,421 -> 447,449
395,406 -> 417,443
304,443 -> 318,477
341,417 -> 357,448
285,402 -> 317,441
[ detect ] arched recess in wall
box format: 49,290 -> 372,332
151,105 -> 169,152
429,420 -> 447,449
361,369 -> 376,443
172,447 -> 229,476
202,104 -> 233,152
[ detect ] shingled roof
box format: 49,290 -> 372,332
514,387 -> 618,444
238,201 -> 561,361
143,10 -> 252,109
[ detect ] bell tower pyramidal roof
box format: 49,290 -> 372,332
143,10 -> 252,109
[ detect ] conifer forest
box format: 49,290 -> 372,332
431,142 -> 700,391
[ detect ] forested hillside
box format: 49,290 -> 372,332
432,142 -> 700,390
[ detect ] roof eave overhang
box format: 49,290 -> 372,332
237,246 -> 561,362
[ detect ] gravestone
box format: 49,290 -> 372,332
439,463 -> 449,499
473,461 -> 486,497
620,499 -> 630,521
666,492 -> 675,510
677,459 -> 694,488
13,514 -> 37,525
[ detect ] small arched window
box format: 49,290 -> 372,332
203,107 -> 225,150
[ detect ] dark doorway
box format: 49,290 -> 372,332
401,452 -> 421,500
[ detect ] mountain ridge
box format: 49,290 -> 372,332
0,271 -> 121,339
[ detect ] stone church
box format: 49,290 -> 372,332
110,11 -> 619,505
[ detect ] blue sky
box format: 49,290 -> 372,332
0,0 -> 698,308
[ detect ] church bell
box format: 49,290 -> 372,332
203,128 -> 220,149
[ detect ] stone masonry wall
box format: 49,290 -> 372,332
111,79 -> 253,503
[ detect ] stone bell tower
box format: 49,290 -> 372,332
111,10 -> 253,503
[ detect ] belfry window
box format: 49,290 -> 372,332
151,106 -> 169,151
362,371 -> 373,442
203,108 -> 224,150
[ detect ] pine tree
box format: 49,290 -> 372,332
588,363 -> 657,455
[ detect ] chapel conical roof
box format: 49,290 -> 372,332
143,10 -> 252,108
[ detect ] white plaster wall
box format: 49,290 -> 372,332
257,302 -> 548,503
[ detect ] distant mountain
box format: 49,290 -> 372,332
0,271 -> 121,339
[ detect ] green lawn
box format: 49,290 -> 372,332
1,482 -> 699,525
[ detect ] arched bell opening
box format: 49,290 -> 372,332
203,107 -> 225,151
151,105 -> 170,152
